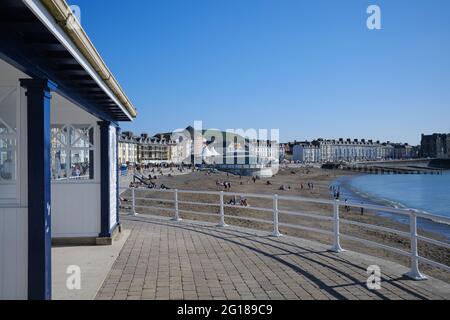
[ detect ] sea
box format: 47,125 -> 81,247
336,171 -> 450,240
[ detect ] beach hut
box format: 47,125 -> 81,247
0,0 -> 136,299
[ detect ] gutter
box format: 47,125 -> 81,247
39,0 -> 137,118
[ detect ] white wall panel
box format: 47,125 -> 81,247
0,58 -> 29,299
51,183 -> 100,237
0,207 -> 27,300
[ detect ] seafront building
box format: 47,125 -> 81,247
0,0 -> 136,299
118,131 -> 138,165
421,133 -> 450,158
118,131 -> 188,165
119,127 -> 279,171
136,133 -> 177,165
291,138 -> 417,163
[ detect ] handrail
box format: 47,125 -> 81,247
120,187 -> 450,280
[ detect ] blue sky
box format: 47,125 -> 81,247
69,0 -> 450,144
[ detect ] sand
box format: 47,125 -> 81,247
121,166 -> 450,283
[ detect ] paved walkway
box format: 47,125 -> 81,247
96,215 -> 450,300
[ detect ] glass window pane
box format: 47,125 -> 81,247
51,149 -> 68,181
51,124 -> 95,182
70,125 -> 93,148
51,125 -> 68,149
69,150 -> 94,180
0,139 -> 16,181
0,86 -> 18,201
0,87 -> 17,133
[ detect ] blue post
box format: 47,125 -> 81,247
20,78 -> 57,300
98,121 -> 112,238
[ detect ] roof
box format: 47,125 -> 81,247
0,0 -> 136,122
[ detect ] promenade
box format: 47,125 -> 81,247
95,215 -> 450,300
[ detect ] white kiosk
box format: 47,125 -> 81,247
0,0 -> 137,299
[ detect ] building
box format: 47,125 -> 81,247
118,129 -> 193,166
279,142 -> 296,162
0,0 -> 136,299
153,130 -> 192,164
291,138 -> 418,164
137,133 -> 177,164
250,139 -> 279,164
293,142 -> 320,163
421,133 -> 450,158
118,131 -> 138,165
392,143 -> 414,160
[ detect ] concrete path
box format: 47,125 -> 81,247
52,230 -> 130,300
96,215 -> 450,300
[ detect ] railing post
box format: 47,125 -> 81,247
330,200 -> 344,252
404,211 -> 427,280
172,189 -> 182,221
217,191 -> 228,227
271,194 -> 282,237
132,188 -> 137,216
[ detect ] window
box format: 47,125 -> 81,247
51,124 -> 94,181
0,86 -> 18,201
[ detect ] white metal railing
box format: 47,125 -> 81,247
119,187 -> 450,280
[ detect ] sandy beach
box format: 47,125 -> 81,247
121,166 -> 450,283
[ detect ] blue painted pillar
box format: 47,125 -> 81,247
98,121 -> 111,238
20,79 -> 57,300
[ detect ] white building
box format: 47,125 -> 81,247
290,139 -> 416,164
293,143 -> 320,163
0,0 -> 136,300
118,131 -> 138,165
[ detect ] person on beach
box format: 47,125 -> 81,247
344,199 -> 350,212
227,197 -> 236,205
239,195 -> 249,207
